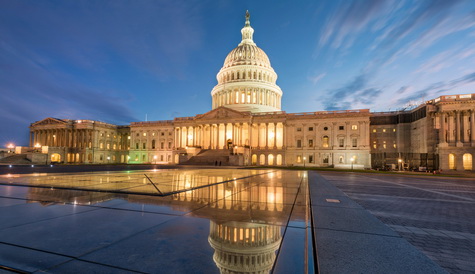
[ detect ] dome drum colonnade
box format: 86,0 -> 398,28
211,11 -> 283,113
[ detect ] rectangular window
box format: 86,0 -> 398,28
161,142 -> 164,149
339,139 -> 344,147
351,125 -> 358,130
383,129 -> 386,132
297,155 -> 302,163
296,127 -> 302,132
143,143 -> 146,149
308,127 -> 313,131
339,126 -> 344,130
161,132 -> 165,136
297,140 -> 302,148
393,128 -> 396,132
161,155 -> 164,161
373,144 -> 377,149
372,129 -> 376,133
135,143 -> 139,149
168,142 -> 172,148
352,138 -> 357,147
309,155 -> 314,163
308,139 -> 313,147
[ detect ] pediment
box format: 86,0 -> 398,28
196,107 -> 249,120
31,117 -> 68,127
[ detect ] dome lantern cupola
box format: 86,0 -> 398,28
211,11 -> 283,113
240,10 -> 255,46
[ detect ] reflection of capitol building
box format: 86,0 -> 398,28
27,11 -> 474,171
209,221 -> 281,274
26,170 -> 300,273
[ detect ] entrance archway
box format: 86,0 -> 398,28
463,153 -> 472,170
276,154 -> 282,165
449,154 -> 456,170
51,153 -> 61,163
268,154 -> 274,165
251,154 -> 257,165
259,154 -> 266,165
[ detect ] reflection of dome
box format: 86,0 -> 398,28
211,11 -> 283,113
209,221 -> 282,274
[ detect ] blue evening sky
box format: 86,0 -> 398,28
2,0 -> 475,146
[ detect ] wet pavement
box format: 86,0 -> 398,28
0,168 -> 458,273
0,169 -> 313,273
319,171 -> 475,274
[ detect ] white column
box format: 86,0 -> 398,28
440,112 -> 446,144
456,111 -> 462,146
265,123 -> 269,149
273,123 -> 277,148
471,111 -> 475,146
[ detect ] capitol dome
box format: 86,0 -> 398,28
211,11 -> 283,113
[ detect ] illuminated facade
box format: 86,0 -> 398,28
27,12 -> 475,170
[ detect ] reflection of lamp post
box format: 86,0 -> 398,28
350,157 -> 354,170
7,143 -> 14,153
303,156 -> 306,168
398,159 -> 402,171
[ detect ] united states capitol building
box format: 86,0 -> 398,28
28,12 -> 475,171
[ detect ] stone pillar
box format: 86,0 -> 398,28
224,123 -> 228,149
209,124 -> 212,149
456,111 -> 462,146
471,111 -> 475,146
273,123 -> 277,149
239,123 -> 244,146
232,123 -> 235,145
257,123 -> 261,149
440,112 -> 446,144
216,124 -> 220,149
265,123 -> 269,149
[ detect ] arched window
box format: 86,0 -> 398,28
252,154 -> 257,165
322,136 -> 329,148
268,154 -> 274,165
276,154 -> 282,165
449,154 -> 456,170
259,154 -> 266,165
463,153 -> 472,170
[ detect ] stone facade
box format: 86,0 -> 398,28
29,118 -> 129,164
27,12 -> 475,170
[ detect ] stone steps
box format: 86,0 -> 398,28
0,154 -> 32,165
182,149 -> 232,165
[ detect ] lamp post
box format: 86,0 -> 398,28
303,156 -> 306,168
350,157 -> 354,170
7,143 -> 14,153
398,159 -> 402,171
153,155 -> 157,164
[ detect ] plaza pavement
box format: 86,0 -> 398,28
312,171 -> 475,274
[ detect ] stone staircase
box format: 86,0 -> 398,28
0,154 -> 32,165
182,149 -> 232,166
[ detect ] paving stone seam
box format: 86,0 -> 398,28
314,227 -> 402,238
0,241 -> 146,274
359,175 -> 475,202
0,206 -> 102,231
